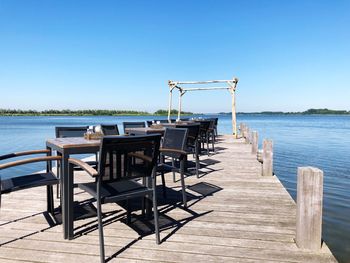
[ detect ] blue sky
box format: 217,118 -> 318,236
0,0 -> 349,113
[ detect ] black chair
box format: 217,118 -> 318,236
206,118 -> 218,142
176,123 -> 201,178
213,117 -> 219,138
69,134 -> 161,263
207,119 -> 216,150
0,149 -> 61,216
55,126 -> 89,138
122,122 -> 146,134
55,126 -> 98,198
157,128 -> 188,207
195,120 -> 212,155
153,119 -> 169,124
100,124 -> 120,135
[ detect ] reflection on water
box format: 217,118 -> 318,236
0,114 -> 349,262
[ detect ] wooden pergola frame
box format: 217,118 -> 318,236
167,77 -> 239,137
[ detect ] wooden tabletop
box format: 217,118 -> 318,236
159,122 -> 197,127
125,127 -> 165,135
46,137 -> 101,149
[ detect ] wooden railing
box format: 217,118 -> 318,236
239,123 -> 324,251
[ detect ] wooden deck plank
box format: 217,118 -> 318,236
0,135 -> 337,262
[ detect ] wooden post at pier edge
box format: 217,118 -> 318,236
251,131 -> 258,154
245,127 -> 250,144
239,123 -> 243,138
262,139 -> 273,176
296,167 -> 324,250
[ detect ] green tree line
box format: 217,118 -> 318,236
0,109 -> 193,116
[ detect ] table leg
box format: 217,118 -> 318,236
61,152 -> 74,239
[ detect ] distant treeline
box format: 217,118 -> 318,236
219,108 -> 350,115
0,109 -> 194,116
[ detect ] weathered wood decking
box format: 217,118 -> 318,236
0,136 -> 337,262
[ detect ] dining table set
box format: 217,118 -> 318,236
0,118 -> 218,263
46,119 -> 216,240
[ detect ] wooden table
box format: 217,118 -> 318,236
46,137 -> 100,240
125,127 -> 165,135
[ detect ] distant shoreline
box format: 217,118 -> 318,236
0,108 -> 349,116
0,109 -> 194,117
224,108 -> 350,115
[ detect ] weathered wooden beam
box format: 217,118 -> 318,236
251,131 -> 258,154
296,167 -> 323,250
257,149 -> 263,163
245,127 -> 250,144
262,139 -> 273,176
239,123 -> 244,138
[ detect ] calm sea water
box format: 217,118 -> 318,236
0,115 -> 349,262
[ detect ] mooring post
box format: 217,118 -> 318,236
241,123 -> 246,139
262,139 -> 273,176
239,123 -> 244,138
251,131 -> 258,154
245,127 -> 250,144
296,167 -> 323,250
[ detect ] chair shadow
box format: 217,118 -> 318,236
0,210 -> 60,247
71,182 -> 222,262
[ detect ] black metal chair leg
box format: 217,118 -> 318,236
152,172 -> 160,244
180,159 -> 187,208
195,154 -> 200,178
206,133 -> 210,156
211,132 -> 215,152
126,200 -> 131,224
46,185 -> 54,215
172,158 -> 176,182
97,198 -> 105,263
161,172 -> 167,198
195,142 -> 200,178
56,162 -> 60,198
141,197 -> 146,216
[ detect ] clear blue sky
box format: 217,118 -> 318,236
0,0 -> 349,113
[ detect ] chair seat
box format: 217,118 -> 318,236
157,163 -> 174,173
78,180 -> 152,204
185,146 -> 196,153
1,172 -> 58,194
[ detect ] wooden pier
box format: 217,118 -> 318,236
0,135 -> 337,262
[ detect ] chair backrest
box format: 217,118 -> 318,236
206,118 -> 218,129
175,124 -> 200,147
195,120 -> 211,133
122,122 -> 146,133
98,134 -> 161,181
153,119 -> 169,124
100,125 -> 120,136
162,128 -> 188,158
55,126 -> 88,138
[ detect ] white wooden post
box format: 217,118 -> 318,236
239,123 -> 244,138
168,88 -> 173,122
262,139 -> 273,176
296,167 -> 323,250
251,131 -> 258,154
231,89 -> 237,137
